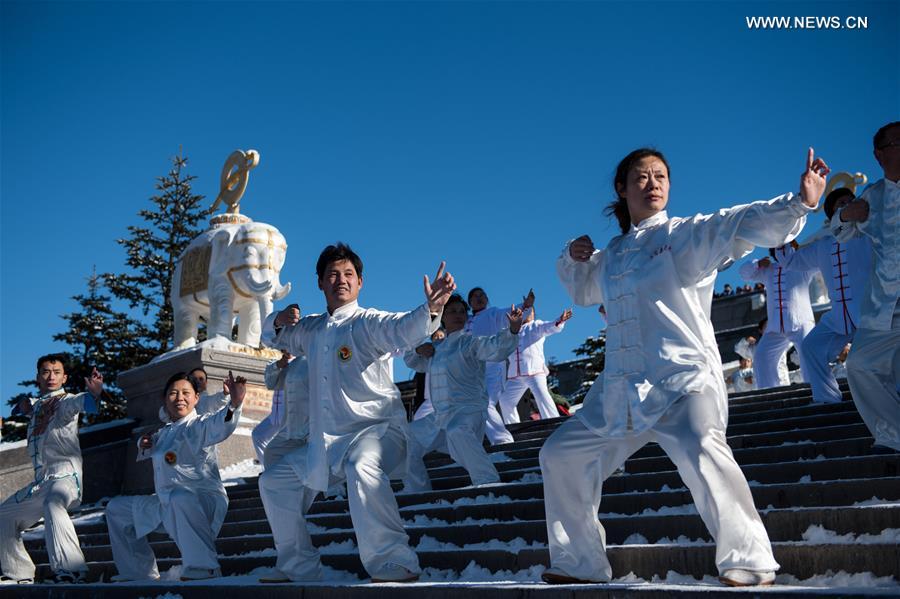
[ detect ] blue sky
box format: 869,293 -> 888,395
1,1 -> 897,416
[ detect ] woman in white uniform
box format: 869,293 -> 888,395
403,295 -> 523,492
106,371 -> 245,582
539,147 -> 829,587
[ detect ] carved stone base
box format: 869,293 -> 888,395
117,339 -> 279,493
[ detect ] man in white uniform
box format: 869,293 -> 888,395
740,244 -> 816,388
498,308 -> 572,423
107,371 -> 245,582
188,367 -> 232,415
540,147 -> 829,587
260,243 -> 456,583
0,355 -> 104,584
784,189 -> 872,403
403,295 -> 523,492
832,121 -> 900,450
466,287 -> 534,444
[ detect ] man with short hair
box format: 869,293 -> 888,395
832,121 -> 900,449
0,355 -> 104,584
260,242 -> 456,583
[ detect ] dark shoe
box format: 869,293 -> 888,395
48,570 -> 87,584
541,567 -> 608,584
370,563 -> 419,583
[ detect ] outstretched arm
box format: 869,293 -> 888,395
557,236 -> 606,307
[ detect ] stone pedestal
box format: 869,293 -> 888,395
117,339 -> 280,493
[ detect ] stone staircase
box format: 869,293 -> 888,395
12,382 -> 900,597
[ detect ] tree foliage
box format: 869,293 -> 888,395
570,332 -> 606,403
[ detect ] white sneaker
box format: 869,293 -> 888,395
259,569 -> 291,584
370,563 -> 419,583
719,569 -> 776,587
541,566 -> 609,584
179,567 -> 222,581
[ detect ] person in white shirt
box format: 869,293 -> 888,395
106,371 -> 245,582
260,243 -> 456,583
187,368 -> 232,416
498,308 -> 572,423
730,357 -> 756,393
734,320 -> 790,386
403,295 -> 524,492
782,189 -> 872,403
831,121 -> 900,451
466,287 -> 534,444
540,147 -> 829,587
251,352 -> 292,464
739,244 -> 816,389
0,355 -> 104,584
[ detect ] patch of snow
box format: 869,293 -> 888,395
415,535 -> 544,552
799,454 -> 827,462
800,525 -> 900,545
515,471 -> 543,483
798,474 -> 812,483
616,533 -> 707,547
220,458 -> 263,485
419,561 -> 546,582
489,452 -> 511,463
403,492 -> 515,510
776,570 -> 899,588
80,418 -> 135,433
0,439 -> 28,451
853,497 -> 900,508
600,503 -> 698,518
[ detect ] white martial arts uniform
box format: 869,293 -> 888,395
730,368 -> 756,393
466,305 -> 517,444
252,360 -> 289,464
0,389 -> 97,581
784,234 -> 872,403
734,337 -> 788,386
261,301 -> 440,578
498,319 -> 565,423
832,178 -> 900,450
106,403 -> 241,580
740,248 -> 815,389
541,192 -> 810,581
402,328 -> 519,492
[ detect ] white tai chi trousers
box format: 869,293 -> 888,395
753,324 -> 813,389
845,320 -> 900,451
539,388 -> 779,581
0,476 -> 85,580
800,323 -> 853,404
404,408 -> 500,492
498,375 -> 559,424
484,363 -> 514,445
106,489 -> 225,580
252,415 -> 282,465
258,426 -> 420,580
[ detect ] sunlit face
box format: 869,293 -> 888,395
165,379 -> 199,421
318,259 -> 362,311
468,289 -> 488,313
431,329 -> 446,342
36,360 -> 68,395
189,369 -> 208,393
442,301 -> 469,333
617,157 -> 670,226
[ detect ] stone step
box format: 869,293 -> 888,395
29,541 -> 900,586
29,504 -> 900,565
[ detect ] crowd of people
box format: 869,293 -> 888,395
712,281 -> 765,298
2,120 -> 897,588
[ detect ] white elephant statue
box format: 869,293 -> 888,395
171,220 -> 291,349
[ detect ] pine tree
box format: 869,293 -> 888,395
103,152 -> 209,353
52,267 -> 152,421
570,332 -> 606,403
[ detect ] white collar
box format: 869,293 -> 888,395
629,211 -> 668,233
329,301 -> 359,321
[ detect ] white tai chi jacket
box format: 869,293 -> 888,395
506,319 -> 565,379
404,329 -> 519,430
262,357 -> 310,441
783,234 -> 872,335
131,405 -> 241,539
832,178 -> 900,330
17,389 -> 98,503
262,301 -> 440,492
739,247 -> 815,335
558,193 -> 811,437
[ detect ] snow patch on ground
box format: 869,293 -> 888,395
404,492 -> 515,510
617,533 -> 708,546
220,458 -> 263,486
415,535 -> 545,552
853,497 -> 900,508
419,561 -> 546,582
0,438 -> 28,451
600,503 -> 698,518
515,471 -> 543,483
800,525 -> 900,544
489,452 -> 511,463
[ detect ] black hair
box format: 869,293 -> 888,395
316,242 -> 363,280
605,148 -> 671,235
163,372 -> 200,398
188,366 -> 207,377
824,188 -> 854,220
36,353 -> 68,374
467,287 -> 486,303
873,121 -> 900,150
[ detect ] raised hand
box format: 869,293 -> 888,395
522,289 -> 536,310
85,367 -> 104,399
224,370 -> 247,409
569,235 -> 595,262
506,305 -> 525,334
555,308 -> 574,326
424,261 -> 457,312
799,147 -> 831,208
274,303 -> 301,328
839,198 -> 870,223
415,343 -> 435,358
